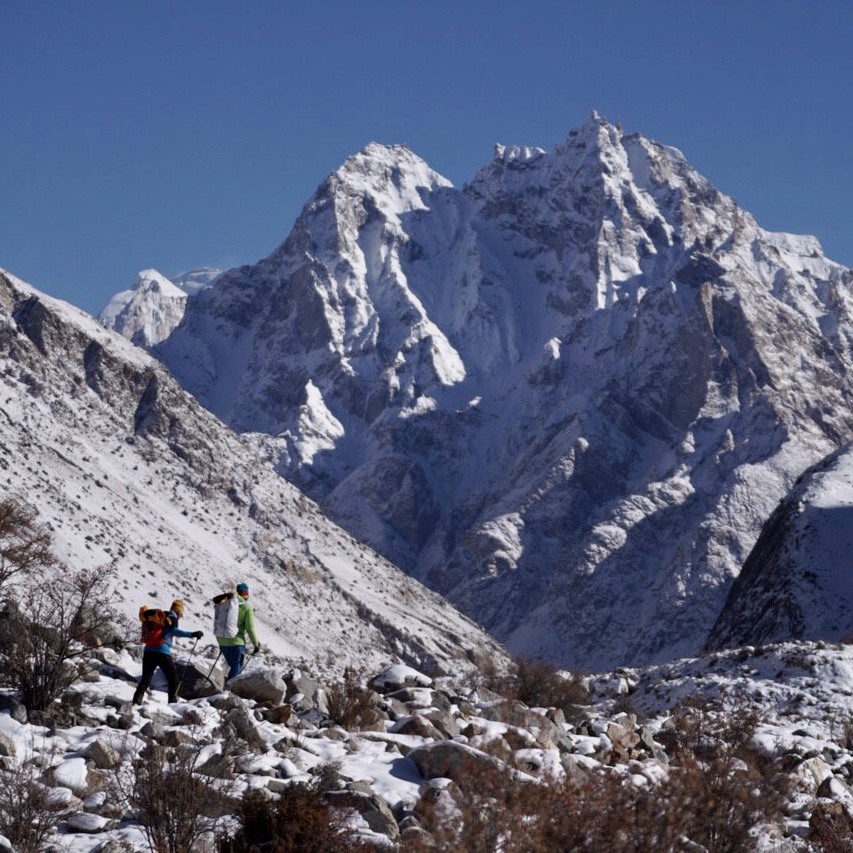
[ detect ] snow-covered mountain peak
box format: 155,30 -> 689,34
105,120 -> 853,670
330,142 -> 453,207
171,266 -> 221,295
492,143 -> 548,166
137,268 -> 184,296
99,268 -> 188,348
99,267 -> 221,348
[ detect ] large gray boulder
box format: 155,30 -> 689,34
408,741 -> 509,792
228,668 -> 287,704
325,789 -> 400,841
175,659 -> 226,699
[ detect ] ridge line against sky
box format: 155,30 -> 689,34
2,0 -> 851,315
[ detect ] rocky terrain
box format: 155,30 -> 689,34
1,636 -> 852,850
0,268 -> 503,678
104,115 -> 853,669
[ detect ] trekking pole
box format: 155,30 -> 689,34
175,637 -> 200,700
201,648 -> 223,688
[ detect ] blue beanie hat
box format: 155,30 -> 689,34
236,583 -> 249,594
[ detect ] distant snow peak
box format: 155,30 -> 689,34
493,143 -> 547,166
98,266 -> 219,349
171,267 -> 221,295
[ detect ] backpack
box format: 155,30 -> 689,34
139,606 -> 175,646
212,593 -> 240,638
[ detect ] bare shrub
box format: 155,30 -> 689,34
218,781 -> 363,853
411,698 -> 788,852
809,800 -> 853,852
484,655 -> 589,722
325,667 -> 380,730
0,564 -> 126,713
113,737 -> 232,853
0,757 -> 70,852
0,497 -> 55,592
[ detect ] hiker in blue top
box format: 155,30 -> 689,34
132,599 -> 203,705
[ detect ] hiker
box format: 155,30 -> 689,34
132,599 -> 203,705
215,582 -> 261,679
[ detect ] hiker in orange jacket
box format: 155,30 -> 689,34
132,599 -> 202,705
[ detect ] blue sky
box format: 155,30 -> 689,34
2,1 -> 851,315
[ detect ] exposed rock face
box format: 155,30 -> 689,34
706,443 -> 853,650
0,270 -> 507,679
111,115 -> 853,668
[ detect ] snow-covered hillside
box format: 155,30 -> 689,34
106,114 -> 853,670
707,443 -> 853,650
0,269 -> 505,678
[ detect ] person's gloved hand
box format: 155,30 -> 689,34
192,631 -> 203,639
252,644 -> 261,655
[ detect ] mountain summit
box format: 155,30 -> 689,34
103,117 -> 853,669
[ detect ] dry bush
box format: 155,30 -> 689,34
113,738 -> 232,853
0,758 -> 70,852
0,564 -> 125,713
218,781 -> 364,853
0,497 -> 55,592
409,698 -> 788,853
809,800 -> 853,852
324,667 -> 381,731
483,655 -> 589,721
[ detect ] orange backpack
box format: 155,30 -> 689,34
138,606 -> 175,646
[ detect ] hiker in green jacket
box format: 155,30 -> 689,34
217,582 -> 261,679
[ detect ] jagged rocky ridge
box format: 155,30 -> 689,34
104,114 -> 853,670
707,442 -> 853,650
0,269 -> 505,677
2,638 -> 853,850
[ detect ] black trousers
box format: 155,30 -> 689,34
133,649 -> 178,704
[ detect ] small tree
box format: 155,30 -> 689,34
0,564 -> 125,712
0,497 -> 55,591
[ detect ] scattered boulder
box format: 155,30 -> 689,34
224,706 -> 267,752
424,709 -> 460,739
52,757 -> 89,795
229,668 -> 286,704
0,733 -> 16,758
325,789 -> 400,841
175,659 -> 226,698
392,714 -> 445,740
82,739 -> 121,770
373,665 -> 432,693
0,695 -> 27,724
408,741 -> 509,792
67,813 -> 111,834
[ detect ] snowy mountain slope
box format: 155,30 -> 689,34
0,269 -> 505,678
706,443 -> 853,650
99,267 -> 220,347
110,115 -> 853,670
